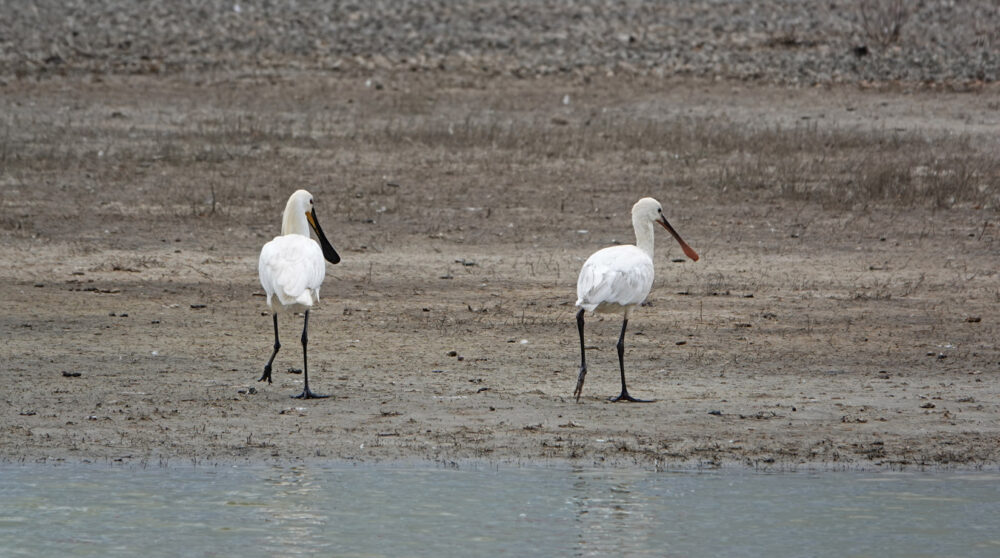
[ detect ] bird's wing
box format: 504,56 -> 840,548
576,246 -> 654,310
259,235 -> 326,306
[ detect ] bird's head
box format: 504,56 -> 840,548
632,197 -> 699,262
286,189 -> 314,218
284,189 -> 341,264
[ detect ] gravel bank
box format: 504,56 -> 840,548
2,1 -> 998,84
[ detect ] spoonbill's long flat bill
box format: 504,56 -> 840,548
574,197 -> 699,402
257,189 -> 341,399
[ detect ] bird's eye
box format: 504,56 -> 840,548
658,208 -> 662,213
310,198 -> 314,205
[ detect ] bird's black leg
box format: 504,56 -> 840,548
573,308 -> 587,402
610,317 -> 654,403
258,313 -> 280,384
293,310 -> 328,399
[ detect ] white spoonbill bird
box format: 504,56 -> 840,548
258,189 -> 341,399
574,197 -> 699,402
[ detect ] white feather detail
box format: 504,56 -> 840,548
259,233 -> 326,311
576,245 -> 654,312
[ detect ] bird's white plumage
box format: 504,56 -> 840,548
257,189 -> 328,314
575,198 -> 664,316
259,233 -> 326,311
576,245 -> 654,313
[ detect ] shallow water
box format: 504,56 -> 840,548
1,463 -> 998,557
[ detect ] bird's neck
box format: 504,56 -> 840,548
282,209 -> 310,237
633,216 -> 655,258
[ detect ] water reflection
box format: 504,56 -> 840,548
569,471 -> 660,556
1,465 -> 998,557
256,467 -> 333,555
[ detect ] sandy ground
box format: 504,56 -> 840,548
2,72 -> 999,470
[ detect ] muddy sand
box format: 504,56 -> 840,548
2,71 -> 999,471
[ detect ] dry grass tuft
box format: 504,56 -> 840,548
858,0 -> 910,47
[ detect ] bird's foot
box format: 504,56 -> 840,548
292,389 -> 329,400
609,390 -> 655,403
573,365 -> 587,402
258,366 -> 273,384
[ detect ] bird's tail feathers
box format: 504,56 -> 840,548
294,289 -> 314,307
